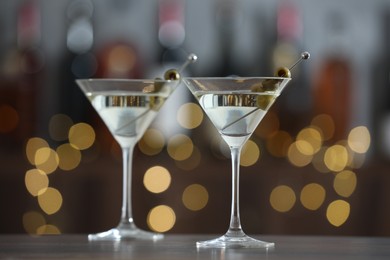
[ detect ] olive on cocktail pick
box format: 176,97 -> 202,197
146,53 -> 198,93
275,66 -> 291,78
275,51 -> 311,78
256,51 -> 310,92
164,69 -> 181,80
228,52 -> 311,132
164,53 -> 198,81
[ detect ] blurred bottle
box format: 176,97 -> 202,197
212,0 -> 260,77
213,0 -> 236,77
157,0 -> 187,68
0,0 -> 45,146
313,11 -> 352,141
272,0 -> 302,73
372,8 -> 390,158
58,0 -> 97,123
94,0 -> 143,80
271,0 -> 309,131
149,0 -> 191,139
95,41 -> 142,79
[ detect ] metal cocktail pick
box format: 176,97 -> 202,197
117,53 -> 198,133
179,53 -> 198,73
163,53 -> 198,81
289,51 -> 310,71
221,52 -> 310,131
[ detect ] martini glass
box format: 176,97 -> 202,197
183,76 -> 291,248
77,78 -> 178,241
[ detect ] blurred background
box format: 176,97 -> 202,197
1,0 -> 390,236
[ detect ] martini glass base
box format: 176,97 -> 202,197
196,234 -> 274,249
88,223 -> 163,241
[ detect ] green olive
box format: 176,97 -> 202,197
250,83 -> 264,92
164,69 -> 181,80
257,95 -> 276,110
143,77 -> 163,93
275,67 -> 291,78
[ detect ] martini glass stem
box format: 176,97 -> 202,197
88,140 -> 163,240
226,146 -> 245,237
119,145 -> 136,228
196,141 -> 275,248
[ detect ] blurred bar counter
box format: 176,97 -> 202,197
1,234 -> 390,259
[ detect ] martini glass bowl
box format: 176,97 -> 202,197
77,78 -> 180,241
183,77 -> 291,248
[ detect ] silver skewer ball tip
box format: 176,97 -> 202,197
188,53 -> 198,63
177,53 -> 198,73
301,51 -> 310,60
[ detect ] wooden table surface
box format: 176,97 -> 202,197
0,234 -> 389,259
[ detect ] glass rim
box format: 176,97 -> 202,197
182,76 -> 291,80
76,78 -> 175,84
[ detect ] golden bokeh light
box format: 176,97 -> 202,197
147,205 -> 176,233
295,140 -> 314,156
48,114 -> 73,141
311,147 -> 330,173
22,211 -> 46,234
324,145 -> 349,172
25,169 -> 49,197
107,44 -> 136,76
25,137 -> 49,165
175,146 -> 202,171
333,170 -> 357,198
349,152 -> 366,169
143,166 -> 171,193
37,187 -> 63,215
240,140 -> 260,167
300,183 -> 326,210
36,224 -> 61,235
0,104 -> 19,133
167,134 -> 193,161
266,130 -> 293,157
68,122 -> 95,150
287,141 -> 313,167
311,114 -> 335,141
57,143 -> 82,171
182,184 -> 209,211
296,127 -> 322,155
34,147 -> 52,166
348,126 -> 371,154
177,102 -> 204,129
341,141 -> 355,167
35,147 -> 59,174
138,128 -> 165,156
270,185 -> 296,213
326,200 -> 350,227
